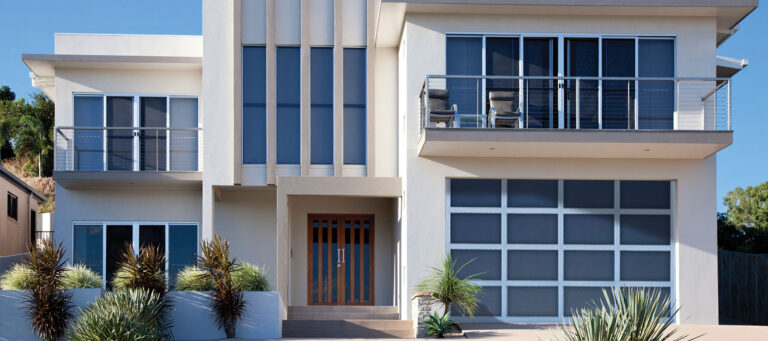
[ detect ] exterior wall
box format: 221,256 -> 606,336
54,34 -> 202,57
288,196 -> 397,306
0,181 -> 37,256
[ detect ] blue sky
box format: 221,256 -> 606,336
0,1 -> 765,211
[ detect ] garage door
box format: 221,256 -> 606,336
447,179 -> 674,322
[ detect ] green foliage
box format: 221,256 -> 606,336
68,288 -> 172,341
233,262 -> 270,291
61,265 -> 102,289
0,263 -> 34,290
558,288 -> 700,341
112,244 -> 167,299
0,85 -> 15,102
174,266 -> 212,291
718,213 -> 768,253
0,88 -> 54,176
23,239 -> 73,341
416,254 -> 483,317
723,181 -> 768,229
424,311 -> 456,338
198,235 -> 246,338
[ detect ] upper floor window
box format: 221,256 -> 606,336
243,46 -> 267,164
311,47 -> 334,165
7,192 -> 17,220
276,46 -> 301,165
343,48 -> 366,165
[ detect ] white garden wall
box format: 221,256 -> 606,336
0,288 -> 102,341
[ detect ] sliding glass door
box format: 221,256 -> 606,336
638,39 -> 674,129
140,97 -> 168,171
106,97 -> 134,171
602,39 -> 636,129
566,38 -> 599,129
524,38 -> 558,128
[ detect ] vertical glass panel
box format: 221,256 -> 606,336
638,39 -> 674,129
620,180 -> 670,209
106,225 -> 132,288
564,214 -> 614,244
451,213 -> 501,244
452,286 -> 501,316
486,37 -> 520,126
508,287 -> 558,316
243,46 -> 267,164
354,221 -> 360,301
140,97 -> 168,171
564,251 -> 614,281
343,48 -> 366,165
507,180 -> 558,208
311,47 -> 334,165
73,225 -> 103,277
364,221 -> 370,302
106,97 -> 134,171
450,179 -> 501,207
620,215 -> 671,245
331,221 -> 337,303
507,214 -> 557,244
344,221 -> 351,303
169,224 -> 197,288
312,221 -> 319,303
139,225 -> 165,252
620,251 -> 670,281
564,286 -> 610,316
446,37 -> 482,124
322,220 -> 328,302
276,47 -> 301,164
602,39 -> 635,129
523,38 -> 558,128
566,38 -> 599,129
451,250 -> 501,280
564,180 -> 614,208
170,98 -> 199,171
73,96 -> 104,171
507,250 -> 557,280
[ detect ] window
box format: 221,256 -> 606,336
311,47 -> 334,165
73,96 -> 104,171
7,193 -> 17,220
342,48 -> 366,165
243,46 -> 267,164
276,46 -> 301,164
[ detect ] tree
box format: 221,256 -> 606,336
0,86 -> 15,102
723,181 -> 768,229
0,91 -> 55,177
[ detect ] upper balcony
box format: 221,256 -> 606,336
418,75 -> 732,159
54,126 -> 202,188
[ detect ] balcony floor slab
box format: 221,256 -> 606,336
53,171 -> 202,189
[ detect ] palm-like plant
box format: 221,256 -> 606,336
424,311 -> 456,338
23,239 -> 72,341
198,235 -> 246,338
112,243 -> 168,299
415,254 -> 483,317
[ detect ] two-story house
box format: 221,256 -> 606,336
24,0 -> 755,337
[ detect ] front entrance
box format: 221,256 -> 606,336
307,214 -> 374,305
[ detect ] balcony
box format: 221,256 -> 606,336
418,75 -> 732,159
54,127 -> 202,188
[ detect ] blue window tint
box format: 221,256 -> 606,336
638,39 -> 674,129
311,47 -> 334,165
620,181 -> 670,209
446,37 -> 482,121
507,250 -> 558,280
451,213 -> 501,244
620,215 -> 671,245
564,251 -> 614,281
507,180 -> 558,208
564,214 -> 614,245
507,214 -> 558,244
451,250 -> 501,281
343,48 -> 366,165
73,96 -> 104,171
243,46 -> 267,164
73,225 -> 103,277
277,47 -> 301,164
450,179 -> 501,207
620,251 -> 670,281
169,224 -> 198,288
564,180 -> 614,208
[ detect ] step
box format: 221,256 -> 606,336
288,305 -> 399,314
282,319 -> 415,339
288,312 -> 400,320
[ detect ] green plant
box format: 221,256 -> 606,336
425,311 -> 456,338
198,235 -> 246,338
558,288 -> 701,341
112,244 -> 167,298
68,288 -> 172,341
233,262 -> 270,291
174,266 -> 213,291
61,265 -> 102,289
415,254 -> 483,317
0,263 -> 34,290
23,239 -> 72,341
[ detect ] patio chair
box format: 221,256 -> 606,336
489,90 -> 522,128
427,89 -> 458,127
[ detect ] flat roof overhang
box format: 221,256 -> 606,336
418,128 -> 733,159
376,0 -> 757,47
53,171 -> 202,189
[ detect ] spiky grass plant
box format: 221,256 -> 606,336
61,265 -> 102,289
198,235 -> 246,338
174,266 -> 213,291
23,239 -> 72,341
558,288 -> 702,341
0,263 -> 34,290
112,243 -> 167,299
415,254 -> 483,317
424,311 -> 456,338
68,288 -> 171,341
232,262 -> 270,291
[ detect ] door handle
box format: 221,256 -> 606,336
337,248 -> 341,267
342,248 -> 345,264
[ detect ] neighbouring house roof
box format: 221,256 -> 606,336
0,166 -> 47,203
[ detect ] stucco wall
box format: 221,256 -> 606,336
54,34 -> 202,57
0,180 -> 37,256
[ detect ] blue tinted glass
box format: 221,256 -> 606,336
243,46 -> 267,164
451,213 -> 501,244
620,251 -> 670,281
602,39 -> 635,130
508,287 -> 558,317
450,179 -> 501,207
564,251 -> 614,281
507,250 -> 557,280
564,180 -> 614,208
106,97 -> 134,171
507,180 -> 558,208
277,47 -> 301,164
74,96 -> 104,171
638,39 -> 674,129
451,250 -> 501,280
343,48 -> 366,165
507,214 -> 558,244
620,181 -> 670,209
564,287 -> 610,316
169,224 -> 197,288
620,215 -> 671,245
73,225 -> 103,277
311,47 -> 334,165
446,37 -> 482,118
564,214 -> 614,244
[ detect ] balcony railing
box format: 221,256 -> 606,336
420,75 -> 731,133
54,127 -> 202,172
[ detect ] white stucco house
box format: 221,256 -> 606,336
23,0 -> 756,338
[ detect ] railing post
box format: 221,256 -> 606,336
634,79 -> 639,130
425,76 -> 430,130
675,80 -> 680,130
727,80 -> 732,130
598,79 -> 603,129
575,79 -> 580,129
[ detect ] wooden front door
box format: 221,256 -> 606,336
307,214 -> 374,305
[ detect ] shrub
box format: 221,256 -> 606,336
61,265 -> 102,289
558,288 -> 701,341
0,263 -> 34,290
112,244 -> 167,298
24,239 -> 72,341
68,288 -> 172,341
174,266 -> 212,291
415,254 -> 483,317
233,262 -> 270,291
198,235 -> 246,338
424,311 -> 456,338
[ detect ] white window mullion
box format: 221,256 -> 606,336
133,96 -> 140,171
613,181 -> 621,290
500,180 -> 508,318
132,223 -> 140,255
165,223 -> 170,283
102,223 -> 107,288
557,180 -> 564,319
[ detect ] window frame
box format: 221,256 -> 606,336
7,192 -> 17,221
242,45 -> 269,166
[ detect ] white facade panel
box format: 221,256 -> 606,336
276,0 -> 301,45
309,0 -> 335,45
242,0 -> 267,44
342,0 -> 367,46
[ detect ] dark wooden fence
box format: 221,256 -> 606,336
719,250 -> 768,324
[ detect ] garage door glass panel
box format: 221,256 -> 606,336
620,215 -> 670,245
451,213 -> 501,244
620,181 -> 670,209
565,251 -> 614,281
453,286 -> 502,316
451,179 -> 501,207
508,287 -> 558,316
508,250 -> 557,280
507,180 -> 558,208
620,251 -> 670,281
564,214 -> 614,244
564,180 -> 614,208
564,286 -> 610,316
508,214 -> 557,244
451,250 -> 501,280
